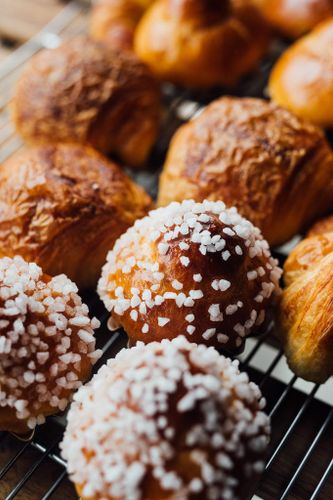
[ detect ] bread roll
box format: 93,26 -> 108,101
0,256 -> 101,434
0,144 -> 152,289
98,200 -> 281,353
158,97 -> 333,246
269,19 -> 333,127
279,215 -> 333,382
12,36 -> 160,168
61,336 -> 270,500
133,0 -> 270,88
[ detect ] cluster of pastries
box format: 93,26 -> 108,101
1,0 -> 333,497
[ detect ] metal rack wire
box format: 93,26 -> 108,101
0,2 -> 332,499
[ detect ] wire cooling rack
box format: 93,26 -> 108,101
0,2 -> 332,499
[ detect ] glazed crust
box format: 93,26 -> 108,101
254,0 -> 333,38
12,36 -> 161,168
269,19 -> 333,128
0,144 -> 152,289
279,215 -> 333,383
134,0 -> 270,88
158,97 -> 333,246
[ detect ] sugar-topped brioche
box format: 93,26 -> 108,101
98,200 -> 281,352
61,336 -> 270,500
0,256 -> 102,434
0,144 -> 152,289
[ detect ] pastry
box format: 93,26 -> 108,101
98,200 -> 281,352
61,336 -> 270,500
0,255 -> 101,434
158,96 -> 333,246
269,18 -> 333,128
12,36 -> 161,168
0,144 -> 152,289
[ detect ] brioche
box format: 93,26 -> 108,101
254,0 -> 333,38
279,215 -> 333,382
98,200 -> 281,353
133,0 -> 270,88
158,97 -> 333,246
269,19 -> 333,128
61,336 -> 270,500
0,144 -> 152,289
12,36 -> 160,168
0,256 -> 101,434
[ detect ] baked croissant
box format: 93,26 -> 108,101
0,255 -> 101,435
133,0 -> 270,88
0,144 -> 152,289
158,97 -> 333,246
61,336 -> 270,500
12,36 -> 160,168
254,0 -> 333,38
269,18 -> 333,128
98,200 -> 281,353
279,215 -> 333,383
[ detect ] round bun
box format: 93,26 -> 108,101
90,0 -> 154,51
133,0 -> 270,88
158,97 -> 333,246
269,18 -> 333,128
98,200 -> 281,352
12,36 -> 160,168
307,214 -> 333,237
254,0 -> 333,38
279,218 -> 333,382
61,336 -> 270,500
0,144 -> 152,289
0,255 -> 101,434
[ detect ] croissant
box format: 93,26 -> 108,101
12,36 -> 160,168
0,144 -> 152,289
269,18 -> 333,128
98,200 -> 282,353
61,336 -> 270,500
133,0 -> 270,88
158,96 -> 333,246
279,215 -> 333,383
254,0 -> 333,38
0,255 -> 101,434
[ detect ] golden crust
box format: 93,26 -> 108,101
158,96 -> 333,246
307,214 -> 333,236
254,0 -> 333,38
269,19 -> 333,127
0,144 -> 153,289
134,0 -> 270,88
279,216 -> 333,382
12,36 -> 161,168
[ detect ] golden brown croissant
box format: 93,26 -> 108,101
98,200 -> 281,353
12,36 -> 160,168
279,215 -> 333,382
254,0 -> 333,38
0,144 -> 152,289
133,0 -> 270,88
0,255 -> 101,434
90,0 -> 154,50
61,336 -> 270,500
269,19 -> 333,128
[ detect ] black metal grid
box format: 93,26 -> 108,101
0,3 -> 332,499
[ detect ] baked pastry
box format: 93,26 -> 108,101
98,200 -> 282,352
279,215 -> 333,382
254,0 -> 333,38
90,0 -> 154,51
133,0 -> 270,88
269,19 -> 333,128
0,255 -> 101,434
0,144 -> 152,289
158,97 -> 333,246
12,36 -> 160,168
61,336 -> 270,500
